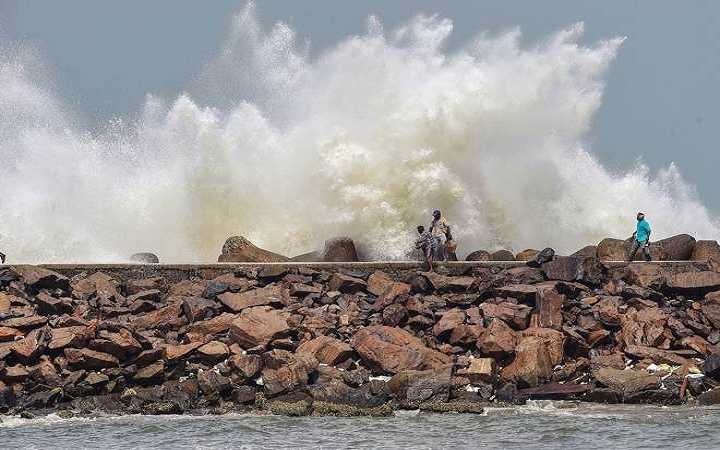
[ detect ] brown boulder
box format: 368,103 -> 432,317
541,256 -> 603,284
217,285 -> 288,312
351,325 -> 451,373
480,302 -> 531,330
165,341 -> 204,362
322,237 -> 359,262
328,273 -> 367,293
11,328 -> 44,363
196,341 -> 230,362
592,296 -> 623,327
228,354 -> 263,378
668,271 -> 720,294
387,365 -> 452,405
186,313 -> 238,342
537,289 -> 564,330
501,336 -> 553,387
594,367 -> 659,394
131,303 -> 184,331
296,335 -> 353,365
520,327 -> 565,365
0,315 -> 47,330
92,329 -> 143,358
623,264 -> 668,288
11,266 -> 70,293
261,353 -> 318,396
433,308 -> 467,338
692,240 -> 720,261
620,307 -> 667,347
456,357 -> 496,383
48,326 -> 91,350
367,271 -> 411,301
623,345 -> 690,366
0,327 -> 21,342
515,249 -> 540,261
133,361 -> 165,383
476,319 -> 517,358
421,272 -> 474,293
228,306 -> 290,349
490,250 -> 515,261
64,348 -> 119,370
71,272 -> 120,300
466,250 -> 490,261
656,234 -> 696,260
217,236 -> 289,263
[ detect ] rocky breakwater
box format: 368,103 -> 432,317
3,258 -> 720,418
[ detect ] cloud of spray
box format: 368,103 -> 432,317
0,3 -> 718,263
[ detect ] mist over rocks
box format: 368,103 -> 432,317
2,257 -> 720,417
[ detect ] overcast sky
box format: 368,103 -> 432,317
2,0 -> 719,211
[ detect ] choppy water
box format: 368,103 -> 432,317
1,402 -> 719,449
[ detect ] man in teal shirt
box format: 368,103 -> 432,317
628,212 -> 652,262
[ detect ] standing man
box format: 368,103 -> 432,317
0,251 -> 5,264
429,209 -> 450,261
415,225 -> 435,271
628,212 -> 652,262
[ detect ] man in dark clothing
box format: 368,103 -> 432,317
415,225 -> 435,271
0,252 -> 5,264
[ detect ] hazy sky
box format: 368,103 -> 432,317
2,0 -> 719,210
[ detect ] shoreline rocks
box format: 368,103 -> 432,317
2,258 -> 720,418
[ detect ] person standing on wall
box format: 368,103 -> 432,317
430,209 -> 454,261
628,211 -> 652,262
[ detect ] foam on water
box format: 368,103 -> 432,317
1,2 -> 718,263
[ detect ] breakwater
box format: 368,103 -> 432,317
2,258 -> 720,418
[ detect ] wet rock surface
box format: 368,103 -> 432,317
1,260 -> 720,418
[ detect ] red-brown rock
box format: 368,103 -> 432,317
229,306 -> 290,349
476,319 -> 517,358
296,335 -> 353,365
64,348 -> 119,370
217,285 -> 288,312
367,271 -> 411,301
351,325 -> 451,373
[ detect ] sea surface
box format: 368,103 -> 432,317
1,401 -> 718,450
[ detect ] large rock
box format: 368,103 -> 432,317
490,250 -> 515,261
296,335 -> 353,365
692,240 -> 720,261
480,302 -> 531,330
433,308 -> 467,338
186,313 -> 237,342
262,353 -> 318,396
515,249 -> 540,262
465,250 -> 490,261
623,345 -> 689,366
668,271 -> 720,295
619,308 -> 667,347
536,289 -> 564,330
387,365 -> 452,405
501,335 -> 553,387
420,272 -> 474,293
64,348 -> 119,370
476,319 -> 517,358
541,256 -> 602,285
322,237 -> 359,262
656,234 -> 696,260
217,285 -> 288,312
11,266 -> 70,293
130,252 -> 160,264
229,306 -> 290,349
520,327 -> 565,365
367,271 -> 411,302
594,367 -> 660,395
351,326 -> 451,373
217,236 -> 289,263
